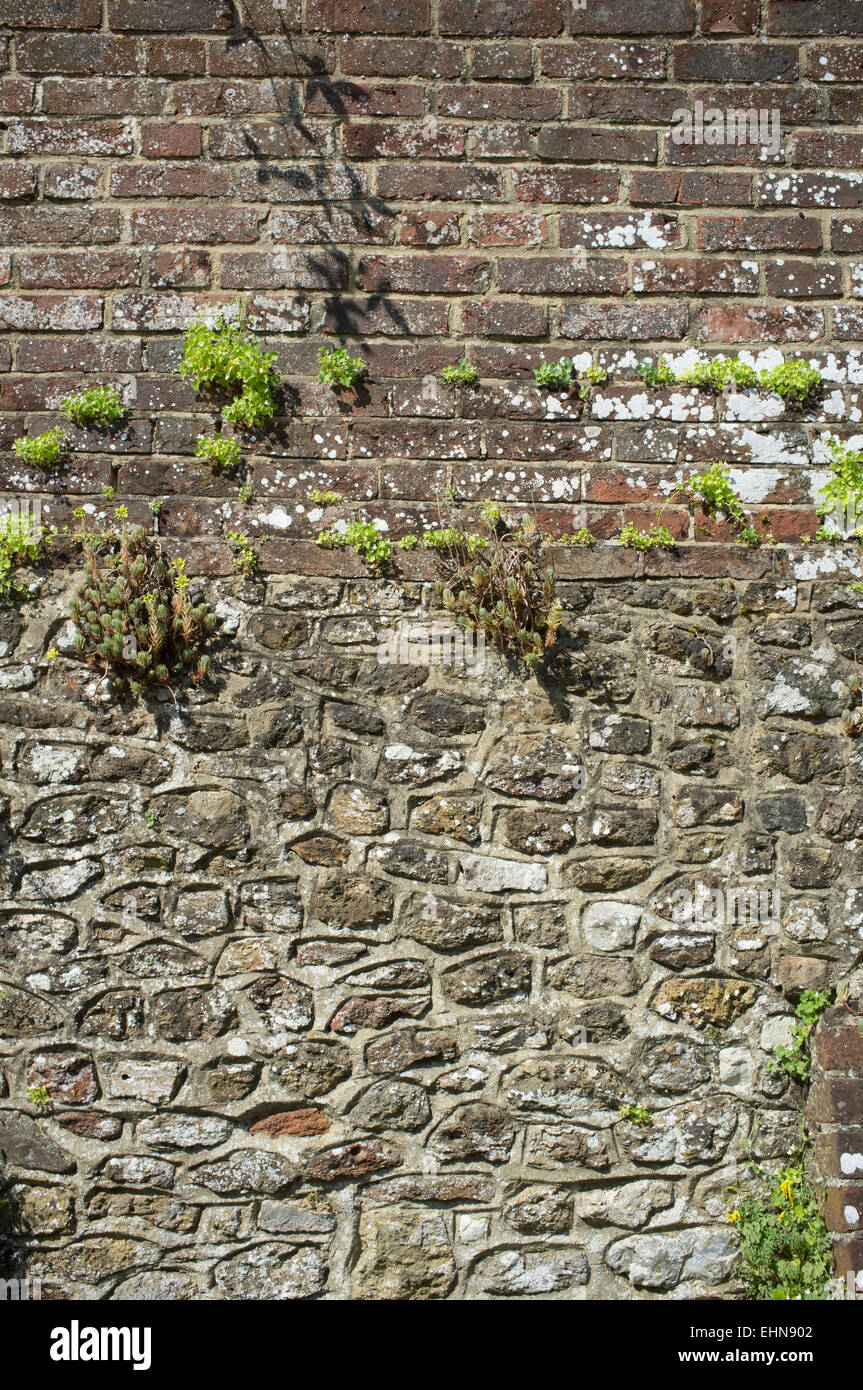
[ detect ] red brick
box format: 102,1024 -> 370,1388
141,123 -> 202,159
131,208 -> 260,244
440,0 -> 563,37
700,304 -> 825,341
834,308 -> 863,339
150,251 -> 213,289
569,0 -> 694,33
693,83 -> 817,121
765,260 -> 843,298
41,78 -> 166,116
438,84 -> 560,120
111,164 -> 230,199
498,256 -> 627,295
209,122 -> 334,158
353,422 -> 481,459
0,164 -> 36,201
222,251 -> 348,290
271,207 -> 392,245
468,211 -> 546,246
828,88 -> 863,122
821,1187 -> 863,1234
698,216 -> 821,252
809,1077 -> 863,1125
806,44 -> 863,81
759,172 -> 863,209
768,2 -> 863,35
44,164 -> 102,200
17,340 -> 141,373
111,293 -> 232,332
233,163 -> 369,203
814,1010 -> 863,1071
304,82 -> 424,117
813,1130 -> 863,1183
307,0 -> 429,32
356,256 -> 490,294
633,257 -> 758,294
144,38 -> 206,75
244,295 -> 311,334
793,132 -> 863,168
0,295 -> 103,332
560,210 -> 682,249
561,303 -> 689,340
512,168 -> 619,204
0,80 -> 36,115
107,0 -> 234,27
343,121 -> 465,159
242,0 -> 302,26
701,0 -> 759,34
460,301 -> 548,338
470,42 -> 533,80
5,0 -> 100,25
541,42 -> 667,80
377,166 -> 502,201
537,126 -> 657,163
396,210 -> 460,247
340,38 -> 463,78
778,955 -> 832,996
674,43 -> 798,81
568,85 -> 687,123
833,219 -> 863,254
18,252 -> 140,290
16,34 -> 139,75
7,119 -> 134,156
208,39 -> 335,77
323,298 -> 449,337
631,169 -> 752,205
249,1109 -> 331,1137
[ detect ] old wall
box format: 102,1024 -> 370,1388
1,0 -> 863,1300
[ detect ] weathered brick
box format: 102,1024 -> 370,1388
323,297 -> 449,336
541,42 -> 667,80
356,256 -> 490,294
468,211 -> 546,246
340,38 -> 463,78
7,119 -> 134,156
700,304 -> 825,341
440,0 -> 563,37
150,250 -> 213,289
208,39 -> 335,77
0,295 -> 103,332
459,301 -> 548,338
144,38 -> 206,74
768,2 -> 863,36
701,0 -> 759,34
130,208 -> 259,244
633,257 -> 758,294
631,169 -> 752,205
569,1 -> 695,33
44,164 -> 102,201
759,172 -> 863,210
439,85 -> 560,120
3,0 -> 101,24
396,210 -> 460,246
307,0 -> 430,32
272,206 -> 392,245
18,252 -> 140,290
111,293 -> 231,332
16,34 -> 139,75
560,210 -> 683,249
833,219 -> 863,254
498,256 -> 627,295
343,122 -> 465,159
698,216 -> 822,252
41,78 -> 166,116
141,123 -> 202,159
470,42 -> 533,80
303,83 -> 424,117
0,79 -> 35,115
568,85 -> 687,123
674,43 -> 798,81
806,44 -> 863,81
793,132 -> 863,168
537,126 -> 657,163
107,0 -> 233,27
222,251 -> 348,290
209,122 -> 335,159
765,260 -> 843,298
110,164 -> 230,199
560,303 -> 689,340
808,1077 -> 863,1125
0,164 -> 36,201
377,166 -> 502,201
512,168 -> 619,204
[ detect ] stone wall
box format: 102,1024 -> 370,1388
1,0 -> 863,1301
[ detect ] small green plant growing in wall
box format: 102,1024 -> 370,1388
684,461 -> 747,528
317,519 -> 392,568
619,521 -> 676,551
68,508 -> 215,699
180,307 -> 278,431
818,435 -> 863,531
13,426 -> 67,469
677,356 -> 759,393
195,433 -> 242,474
769,989 -> 832,1084
434,502 -> 563,669
636,357 -> 675,388
0,506 -> 48,605
61,384 -> 126,428
307,489 -> 344,506
534,356 -> 574,391
318,345 -> 365,390
578,364 -> 607,400
728,1156 -> 832,1300
441,357 -> 478,387
26,1085 -> 50,1109
224,528 -> 259,579
618,1104 -> 652,1127
759,359 -> 821,408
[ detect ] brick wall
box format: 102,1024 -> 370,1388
810,1007 -> 863,1296
1,1 -> 863,566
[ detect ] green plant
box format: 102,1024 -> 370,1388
555,527 -> 596,547
636,356 -> 675,387
224,528 -> 259,578
0,507 -> 47,605
149,498 -> 164,517
27,1085 -> 50,1108
534,356 -> 574,390
769,989 -> 832,1084
759,359 -> 821,407
433,505 -> 562,669
180,307 -> 278,431
307,489 -> 344,506
578,364 -> 607,400
102,484 -> 115,502
619,1104 -> 652,1127
819,436 -> 863,529
619,521 -> 676,551
729,1157 -> 832,1300
318,345 -> 365,390
237,482 -> 253,505
677,355 -> 758,393
317,519 -> 392,568
685,461 -> 746,526
144,809 -> 159,829
69,510 -> 215,699
441,357 -> 478,387
195,433 -> 242,473
422,527 -> 487,556
61,384 -> 125,428
12,426 -> 67,469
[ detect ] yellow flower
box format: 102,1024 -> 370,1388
45,647 -> 59,661
726,1210 -> 741,1223
779,1178 -> 796,1207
